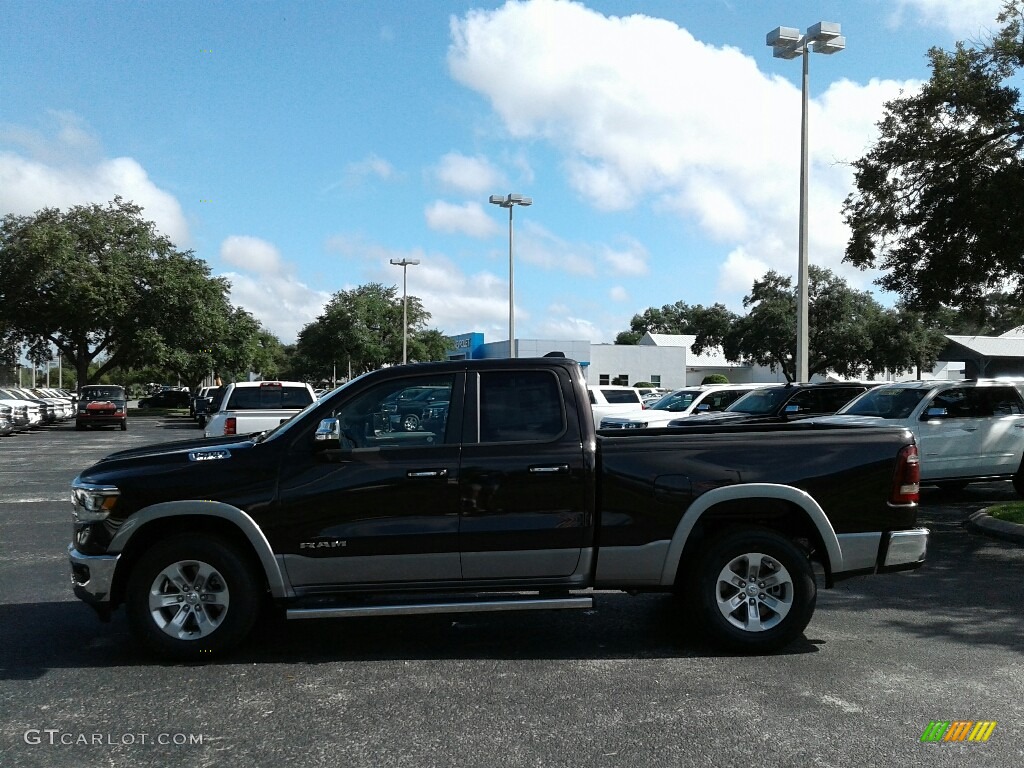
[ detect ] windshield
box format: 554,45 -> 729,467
650,390 -> 701,412
81,387 -> 126,401
725,387 -> 792,415
839,386 -> 929,419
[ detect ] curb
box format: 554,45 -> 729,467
966,510 -> 1024,545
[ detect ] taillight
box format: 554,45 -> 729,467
890,444 -> 920,505
225,417 -> 236,436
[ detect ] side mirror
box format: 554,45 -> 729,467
696,403 -> 710,411
315,417 -> 342,447
923,407 -> 947,419
784,404 -> 800,414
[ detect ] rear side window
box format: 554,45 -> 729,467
987,386 -> 1024,415
600,389 -> 641,404
227,385 -> 313,410
479,371 -> 564,443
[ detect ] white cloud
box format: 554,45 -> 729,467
533,314 -> 603,340
220,235 -> 283,275
424,200 -> 501,238
0,114 -> 190,245
448,0 -> 921,306
609,286 -> 629,302
601,238 -> 649,277
434,151 -> 504,193
889,0 -> 1004,34
218,236 -> 330,344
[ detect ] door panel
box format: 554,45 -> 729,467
275,373 -> 464,587
459,369 -> 590,580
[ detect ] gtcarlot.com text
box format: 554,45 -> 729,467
23,729 -> 205,746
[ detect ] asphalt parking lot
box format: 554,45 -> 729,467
1,416 -> 1022,768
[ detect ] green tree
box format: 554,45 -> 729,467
0,198 -> 225,388
696,266 -> 900,382
843,1 -> 1024,312
616,301 -> 738,347
294,283 -> 448,378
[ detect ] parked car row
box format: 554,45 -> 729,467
0,385 -> 78,434
811,378 -> 1024,494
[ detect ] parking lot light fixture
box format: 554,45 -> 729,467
489,193 -> 532,359
766,21 -> 844,382
389,258 -> 420,365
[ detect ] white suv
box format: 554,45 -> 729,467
816,379 -> 1024,494
600,383 -> 780,429
587,385 -> 645,425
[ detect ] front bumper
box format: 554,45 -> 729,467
68,545 -> 120,616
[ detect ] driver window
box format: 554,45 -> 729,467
332,375 -> 454,448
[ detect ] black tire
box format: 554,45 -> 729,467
1014,471 -> 1024,498
126,535 -> 262,660
689,527 -> 816,653
401,413 -> 420,432
75,422 -> 84,431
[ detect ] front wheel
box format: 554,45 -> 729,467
401,413 -> 420,432
126,535 -> 261,659
689,528 -> 816,653
1013,471 -> 1024,498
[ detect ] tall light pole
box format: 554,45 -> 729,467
389,258 -> 420,364
767,22 -> 845,382
489,193 -> 532,358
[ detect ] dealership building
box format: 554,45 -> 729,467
446,330 -> 970,388
446,332 -> 790,390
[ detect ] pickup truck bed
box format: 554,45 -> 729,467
69,358 -> 927,659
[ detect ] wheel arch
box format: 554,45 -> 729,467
108,501 -> 290,608
659,484 -> 842,588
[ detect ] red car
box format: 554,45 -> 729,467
76,385 -> 128,431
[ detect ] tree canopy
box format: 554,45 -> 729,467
843,1 -> 1024,312
293,283 -> 450,380
617,267 -> 946,381
0,197 -> 270,388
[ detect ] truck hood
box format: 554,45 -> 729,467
97,432 -> 257,464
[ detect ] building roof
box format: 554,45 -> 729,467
942,335 -> 1024,358
639,332 -> 742,368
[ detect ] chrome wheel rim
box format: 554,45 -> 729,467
148,559 -> 230,640
715,551 -> 793,632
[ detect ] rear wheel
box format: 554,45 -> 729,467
401,413 -> 420,432
689,528 -> 816,653
126,535 -> 261,659
1014,471 -> 1024,498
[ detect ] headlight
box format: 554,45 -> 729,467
71,482 -> 120,522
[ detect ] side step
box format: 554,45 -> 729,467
286,594 -> 593,620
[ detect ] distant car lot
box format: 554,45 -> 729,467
1,417 -> 1022,768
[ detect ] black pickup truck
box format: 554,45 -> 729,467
68,358 -> 927,659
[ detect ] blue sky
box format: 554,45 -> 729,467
0,0 -> 1009,346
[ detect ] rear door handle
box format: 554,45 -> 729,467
407,468 -> 448,478
529,464 -> 570,474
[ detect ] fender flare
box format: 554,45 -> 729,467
658,483 -> 843,586
108,500 -> 290,598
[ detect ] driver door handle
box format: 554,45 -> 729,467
407,468 -> 448,478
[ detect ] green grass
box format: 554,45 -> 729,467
986,502 -> 1024,525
